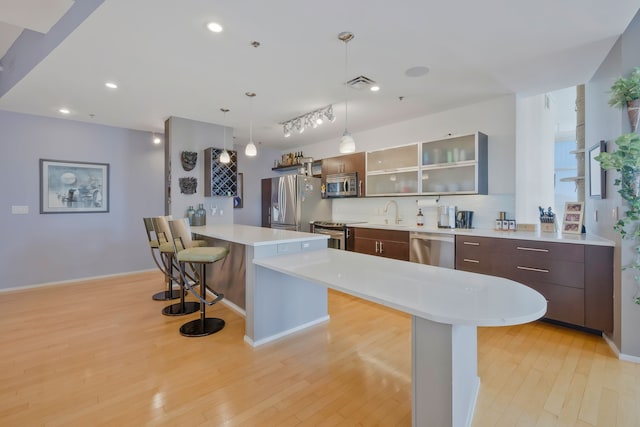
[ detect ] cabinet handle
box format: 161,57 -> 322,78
375,241 -> 379,253
463,258 -> 480,263
379,241 -> 384,253
517,266 -> 549,273
463,241 -> 480,246
516,246 -> 549,253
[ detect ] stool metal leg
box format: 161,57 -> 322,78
180,263 -> 225,337
161,261 -> 199,316
152,253 -> 183,301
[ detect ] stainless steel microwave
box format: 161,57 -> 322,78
326,172 -> 359,198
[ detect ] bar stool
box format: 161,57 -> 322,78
152,216 -> 200,316
168,218 -> 228,337
143,216 -> 182,301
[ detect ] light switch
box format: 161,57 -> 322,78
11,205 -> 29,214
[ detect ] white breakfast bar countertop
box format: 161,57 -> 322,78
191,224 -> 328,246
254,248 -> 547,327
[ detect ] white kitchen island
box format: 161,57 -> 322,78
192,224 -> 546,427
254,248 -> 547,427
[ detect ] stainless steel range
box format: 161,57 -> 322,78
311,220 -> 365,250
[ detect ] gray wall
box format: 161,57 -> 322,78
0,110 -> 164,289
165,116 -> 281,226
585,8 -> 640,356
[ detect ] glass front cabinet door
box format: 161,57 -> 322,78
420,132 -> 488,195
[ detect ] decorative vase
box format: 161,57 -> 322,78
628,99 -> 640,132
186,205 -> 195,225
193,203 -> 206,226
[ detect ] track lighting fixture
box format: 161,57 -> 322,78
280,105 -> 335,138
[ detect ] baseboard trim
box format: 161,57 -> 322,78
244,315 -> 331,348
601,332 -> 640,363
0,269 -> 158,293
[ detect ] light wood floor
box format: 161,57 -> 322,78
0,271 -> 635,426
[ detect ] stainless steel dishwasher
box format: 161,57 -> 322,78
409,232 -> 455,268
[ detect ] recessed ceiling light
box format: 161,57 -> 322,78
59,108 -> 70,114
105,82 -> 118,89
207,22 -> 223,33
370,85 -> 380,92
405,66 -> 430,78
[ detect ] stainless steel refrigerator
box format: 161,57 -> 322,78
269,175 -> 330,232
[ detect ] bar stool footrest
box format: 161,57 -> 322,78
180,318 -> 225,337
162,302 -> 200,316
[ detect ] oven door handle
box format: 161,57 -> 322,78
314,229 -> 345,238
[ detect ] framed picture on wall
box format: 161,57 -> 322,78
233,173 -> 243,209
562,201 -> 584,234
589,140 -> 606,199
40,159 -> 109,214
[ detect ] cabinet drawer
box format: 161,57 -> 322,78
503,240 -> 584,263
495,259 -> 584,288
355,228 -> 409,243
526,282 -> 584,326
455,255 -> 493,275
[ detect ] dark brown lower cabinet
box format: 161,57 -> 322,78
353,228 -> 409,261
454,235 -> 613,332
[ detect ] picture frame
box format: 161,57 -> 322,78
40,159 -> 109,214
589,140 -> 606,199
233,172 -> 243,209
562,201 -> 584,234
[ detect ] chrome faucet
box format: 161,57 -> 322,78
383,200 -> 400,224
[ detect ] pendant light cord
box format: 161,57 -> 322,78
344,39 -> 349,130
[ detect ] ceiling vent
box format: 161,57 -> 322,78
347,75 -> 376,90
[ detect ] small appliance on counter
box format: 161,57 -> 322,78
438,205 -> 456,228
455,210 -> 474,228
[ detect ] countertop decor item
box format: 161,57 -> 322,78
608,67 -> 640,132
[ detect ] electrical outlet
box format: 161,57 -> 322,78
594,209 -> 598,222
613,207 -> 618,220
11,205 -> 28,214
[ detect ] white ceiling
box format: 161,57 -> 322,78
0,0 -> 638,150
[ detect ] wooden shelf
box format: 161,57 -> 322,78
560,176 -> 584,182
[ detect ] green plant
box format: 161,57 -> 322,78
595,133 -> 640,238
595,133 -> 640,303
609,67 -> 640,108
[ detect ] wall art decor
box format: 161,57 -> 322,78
234,173 -> 243,208
179,177 -> 198,194
40,159 -> 109,214
181,151 -> 198,171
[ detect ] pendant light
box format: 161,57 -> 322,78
339,31 -> 356,154
245,92 -> 257,156
220,108 -> 230,164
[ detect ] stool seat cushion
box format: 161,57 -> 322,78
177,247 -> 229,263
149,239 -> 159,248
